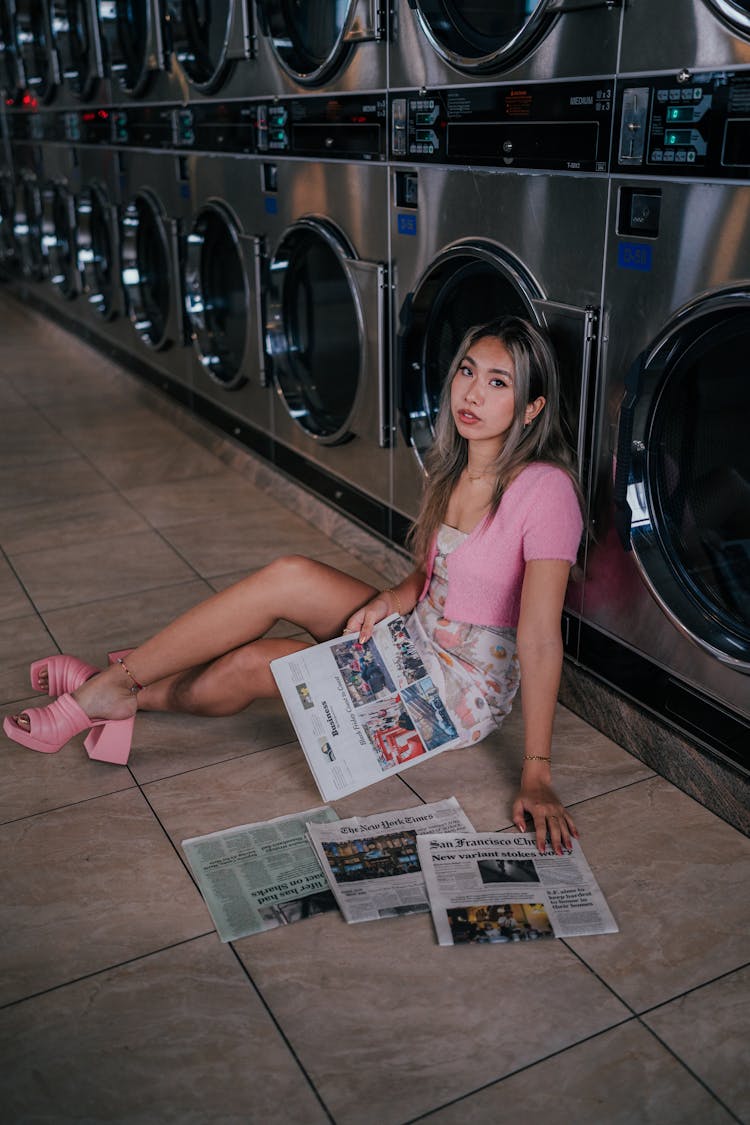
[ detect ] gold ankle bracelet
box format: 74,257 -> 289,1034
117,656 -> 143,694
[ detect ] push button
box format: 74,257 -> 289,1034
629,191 -> 661,235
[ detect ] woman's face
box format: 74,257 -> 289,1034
450,335 -> 519,455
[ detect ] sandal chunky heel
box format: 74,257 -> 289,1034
3,693 -> 133,762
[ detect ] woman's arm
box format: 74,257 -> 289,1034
512,558 -> 579,855
344,567 -> 427,643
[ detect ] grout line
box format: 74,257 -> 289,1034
636,1020 -> 746,1125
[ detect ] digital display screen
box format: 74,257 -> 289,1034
664,129 -> 693,145
666,106 -> 694,123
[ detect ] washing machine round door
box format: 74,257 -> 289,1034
623,294 -> 750,669
165,0 -> 235,92
121,191 -> 174,349
266,219 -> 362,443
410,0 -> 560,74
15,170 -> 46,279
52,0 -> 102,100
399,242 -> 539,466
42,180 -> 78,296
98,0 -> 152,95
185,203 -> 249,387
15,0 -> 58,102
0,0 -> 25,98
256,0 -> 366,86
77,183 -> 117,318
706,0 -> 750,36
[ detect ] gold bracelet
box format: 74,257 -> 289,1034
384,587 -> 403,616
523,755 -> 551,762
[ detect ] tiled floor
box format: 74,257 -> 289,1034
0,293 -> 748,1125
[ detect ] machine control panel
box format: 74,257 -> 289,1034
615,71 -> 750,177
390,79 -> 614,172
255,94 -> 387,160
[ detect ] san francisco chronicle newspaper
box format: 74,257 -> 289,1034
416,833 -> 619,946
306,798 -> 475,923
181,806 -> 339,942
271,614 -> 461,800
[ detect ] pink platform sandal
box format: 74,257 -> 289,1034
29,655 -> 100,697
3,693 -> 134,763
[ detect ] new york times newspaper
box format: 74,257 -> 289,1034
181,806 -> 339,942
306,798 -> 475,923
271,614 -> 461,800
416,833 -> 618,946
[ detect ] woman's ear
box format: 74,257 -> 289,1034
524,395 -> 546,425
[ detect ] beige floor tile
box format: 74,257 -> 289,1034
143,742 -> 429,846
122,471 -> 282,529
40,578 -> 215,666
160,507 -> 347,576
1,701 -> 136,823
0,377 -> 26,408
0,613 -> 59,704
402,701 -> 654,831
0,554 -> 34,622
563,777 -> 750,1011
85,434 -> 225,489
128,701 -> 296,785
235,910 -> 628,1124
424,1020 -> 735,1125
643,966 -> 750,1123
0,490 -> 149,555
0,408 -> 79,468
0,454 -> 112,511
9,528 -> 197,612
39,401 -> 185,445
0,787 -> 210,1005
0,935 -> 330,1125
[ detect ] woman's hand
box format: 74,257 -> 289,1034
511,779 -> 578,855
344,594 -> 393,644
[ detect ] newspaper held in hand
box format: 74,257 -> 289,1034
306,798 -> 475,923
181,806 -> 339,942
416,833 -> 619,946
271,614 -> 461,800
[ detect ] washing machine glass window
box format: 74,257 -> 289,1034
410,0 -> 561,74
257,0 -> 361,86
121,192 -> 172,349
633,308 -> 750,666
53,0 -> 101,99
97,0 -> 151,95
77,183 -> 117,317
43,180 -> 78,296
15,171 -> 46,279
16,0 -> 57,102
268,221 -> 361,442
400,245 -> 538,466
166,0 -> 235,92
185,203 -> 249,387
706,0 -> 750,36
0,0 -> 23,97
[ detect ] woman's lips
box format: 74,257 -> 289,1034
457,409 -> 480,423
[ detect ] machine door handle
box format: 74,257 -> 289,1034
613,352 -> 645,552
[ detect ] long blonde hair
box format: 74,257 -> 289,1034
407,316 -> 582,566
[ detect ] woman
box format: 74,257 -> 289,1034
4,317 -> 583,854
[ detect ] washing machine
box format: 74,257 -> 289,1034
389,0 -> 623,91
619,0 -> 750,74
70,140 -> 125,337
14,0 -> 61,105
162,0 -> 261,103
390,77 -> 613,540
113,145 -> 193,396
252,0 -> 388,96
38,139 -> 82,299
96,0 -> 186,104
181,149 -> 271,454
260,154 -> 391,536
0,0 -> 26,103
12,140 -> 48,279
47,0 -> 111,106
576,69 -> 750,775
0,158 -> 17,270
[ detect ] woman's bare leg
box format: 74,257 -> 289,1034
8,556 -> 378,731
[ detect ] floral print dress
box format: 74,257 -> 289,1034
405,524 -> 521,746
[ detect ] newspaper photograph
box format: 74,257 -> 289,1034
181,806 -> 340,942
416,832 -> 619,946
271,614 -> 461,800
306,798 -> 476,924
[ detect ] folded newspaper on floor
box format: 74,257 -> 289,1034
306,797 -> 475,923
271,614 -> 461,800
181,806 -> 339,942
416,833 -> 618,946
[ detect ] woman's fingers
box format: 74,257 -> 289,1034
513,790 -> 578,855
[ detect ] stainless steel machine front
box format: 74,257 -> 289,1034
619,0 -> 750,73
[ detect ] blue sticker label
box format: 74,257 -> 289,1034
179,183 -> 190,199
264,196 -> 278,214
397,213 -> 417,237
617,242 -> 652,271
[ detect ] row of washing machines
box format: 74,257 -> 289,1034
0,0 -> 748,781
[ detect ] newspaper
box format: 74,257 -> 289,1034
181,806 -> 340,942
271,614 -> 461,800
306,798 -> 475,923
416,832 -> 619,946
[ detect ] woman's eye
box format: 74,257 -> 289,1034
490,378 -> 507,388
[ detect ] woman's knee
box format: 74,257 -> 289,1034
264,554 -> 317,587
